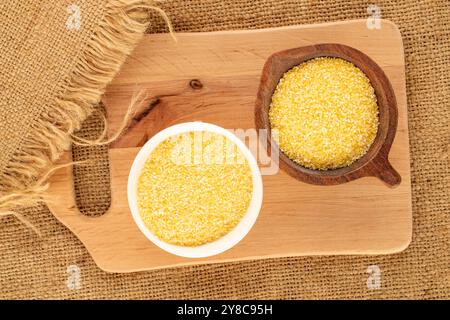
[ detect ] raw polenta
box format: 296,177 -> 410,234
269,57 -> 379,170
137,131 -> 253,246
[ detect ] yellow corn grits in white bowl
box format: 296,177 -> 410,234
128,122 -> 263,258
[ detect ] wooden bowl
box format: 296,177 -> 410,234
255,43 -> 401,187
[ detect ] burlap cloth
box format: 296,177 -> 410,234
1,0 -> 449,299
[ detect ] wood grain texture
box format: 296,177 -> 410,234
47,20 -> 412,272
255,43 -> 401,186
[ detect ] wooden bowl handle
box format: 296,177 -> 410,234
369,157 -> 401,187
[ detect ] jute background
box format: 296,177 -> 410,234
1,0 -> 449,299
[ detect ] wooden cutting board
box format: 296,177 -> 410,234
47,20 -> 412,273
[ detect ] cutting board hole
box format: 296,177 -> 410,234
71,102 -> 111,217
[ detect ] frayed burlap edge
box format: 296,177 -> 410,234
0,0 -> 172,228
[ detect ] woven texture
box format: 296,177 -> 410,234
1,0 -> 449,299
0,0 -> 104,175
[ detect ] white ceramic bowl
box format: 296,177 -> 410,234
127,122 -> 263,258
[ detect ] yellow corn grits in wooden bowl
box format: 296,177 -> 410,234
269,57 -> 379,171
128,122 -> 263,258
255,44 -> 401,186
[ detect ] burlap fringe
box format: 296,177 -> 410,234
0,0 -> 174,233
71,90 -> 148,146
